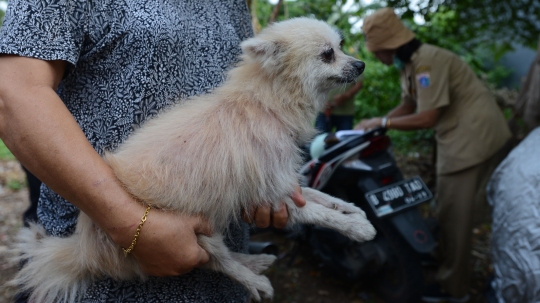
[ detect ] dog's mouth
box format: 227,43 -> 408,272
328,61 -> 365,84
328,75 -> 358,84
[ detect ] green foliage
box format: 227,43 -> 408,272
354,54 -> 401,120
408,7 -> 466,55
0,139 -> 25,190
253,0 -> 337,29
7,178 -> 24,190
0,139 -> 15,160
387,0 -> 540,50
388,129 -> 434,155
484,65 -> 513,89
0,1 -> 5,24
405,5 -> 514,89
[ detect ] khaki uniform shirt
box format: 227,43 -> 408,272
401,44 -> 511,174
324,76 -> 363,116
328,82 -> 356,115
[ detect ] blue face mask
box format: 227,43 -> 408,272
393,54 -> 405,70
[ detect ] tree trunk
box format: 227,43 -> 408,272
268,0 -> 284,24
249,0 -> 261,34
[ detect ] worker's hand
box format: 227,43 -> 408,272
242,184 -> 306,229
113,203 -> 213,277
332,95 -> 345,106
324,96 -> 344,117
354,117 -> 382,131
323,102 -> 334,118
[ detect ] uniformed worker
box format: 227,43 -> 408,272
315,77 -> 363,133
355,8 -> 512,303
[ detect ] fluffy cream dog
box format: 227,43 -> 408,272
10,17 -> 375,302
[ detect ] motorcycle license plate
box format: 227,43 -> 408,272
364,176 -> 433,217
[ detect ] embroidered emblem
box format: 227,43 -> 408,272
416,72 -> 431,88
416,65 -> 431,73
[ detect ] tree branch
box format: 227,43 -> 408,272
268,0 -> 284,24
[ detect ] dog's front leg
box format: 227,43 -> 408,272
285,187 -> 377,242
198,234 -> 275,301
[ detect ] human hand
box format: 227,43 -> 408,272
323,102 -> 334,118
113,205 -> 213,277
354,117 -> 382,131
332,96 -> 344,106
242,184 -> 306,229
324,105 -> 333,118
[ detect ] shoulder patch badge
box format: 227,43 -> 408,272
416,65 -> 431,73
416,72 -> 431,88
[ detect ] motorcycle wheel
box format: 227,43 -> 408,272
370,218 -> 424,303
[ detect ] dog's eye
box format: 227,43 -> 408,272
322,48 -> 334,63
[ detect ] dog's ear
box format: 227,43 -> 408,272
241,37 -> 284,69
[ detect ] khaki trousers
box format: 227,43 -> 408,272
435,144 -> 510,297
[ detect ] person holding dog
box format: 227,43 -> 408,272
355,8 -> 512,303
0,0 -> 305,302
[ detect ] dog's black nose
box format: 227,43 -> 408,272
353,61 -> 365,74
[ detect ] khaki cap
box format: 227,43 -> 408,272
362,8 -> 415,52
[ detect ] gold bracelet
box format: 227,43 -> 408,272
122,205 -> 151,257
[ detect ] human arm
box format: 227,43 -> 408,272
324,81 -> 364,117
354,108 -> 439,131
354,96 -> 438,131
385,98 -> 417,119
242,184 -> 306,229
0,55 -> 211,276
331,81 -> 363,107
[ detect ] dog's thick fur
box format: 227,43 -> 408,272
10,18 -> 376,302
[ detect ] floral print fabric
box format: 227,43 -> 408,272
0,0 -> 253,301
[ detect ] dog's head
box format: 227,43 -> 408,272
241,18 -> 365,109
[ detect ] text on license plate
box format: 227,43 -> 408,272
365,177 -> 433,217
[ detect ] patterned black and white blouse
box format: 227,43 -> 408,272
0,0 -> 253,301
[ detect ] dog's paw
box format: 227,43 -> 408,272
339,212 -> 377,242
315,198 -> 376,242
233,253 -> 277,275
329,201 -> 367,218
245,274 -> 274,301
305,190 -> 367,218
293,188 -> 376,242
317,200 -> 376,241
316,197 -> 376,241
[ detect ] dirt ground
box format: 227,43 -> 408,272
252,151 -> 493,303
0,161 -> 27,303
0,156 -> 492,303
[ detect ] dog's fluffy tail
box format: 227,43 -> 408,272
9,214 -> 143,303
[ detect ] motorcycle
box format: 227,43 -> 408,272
293,127 -> 436,303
